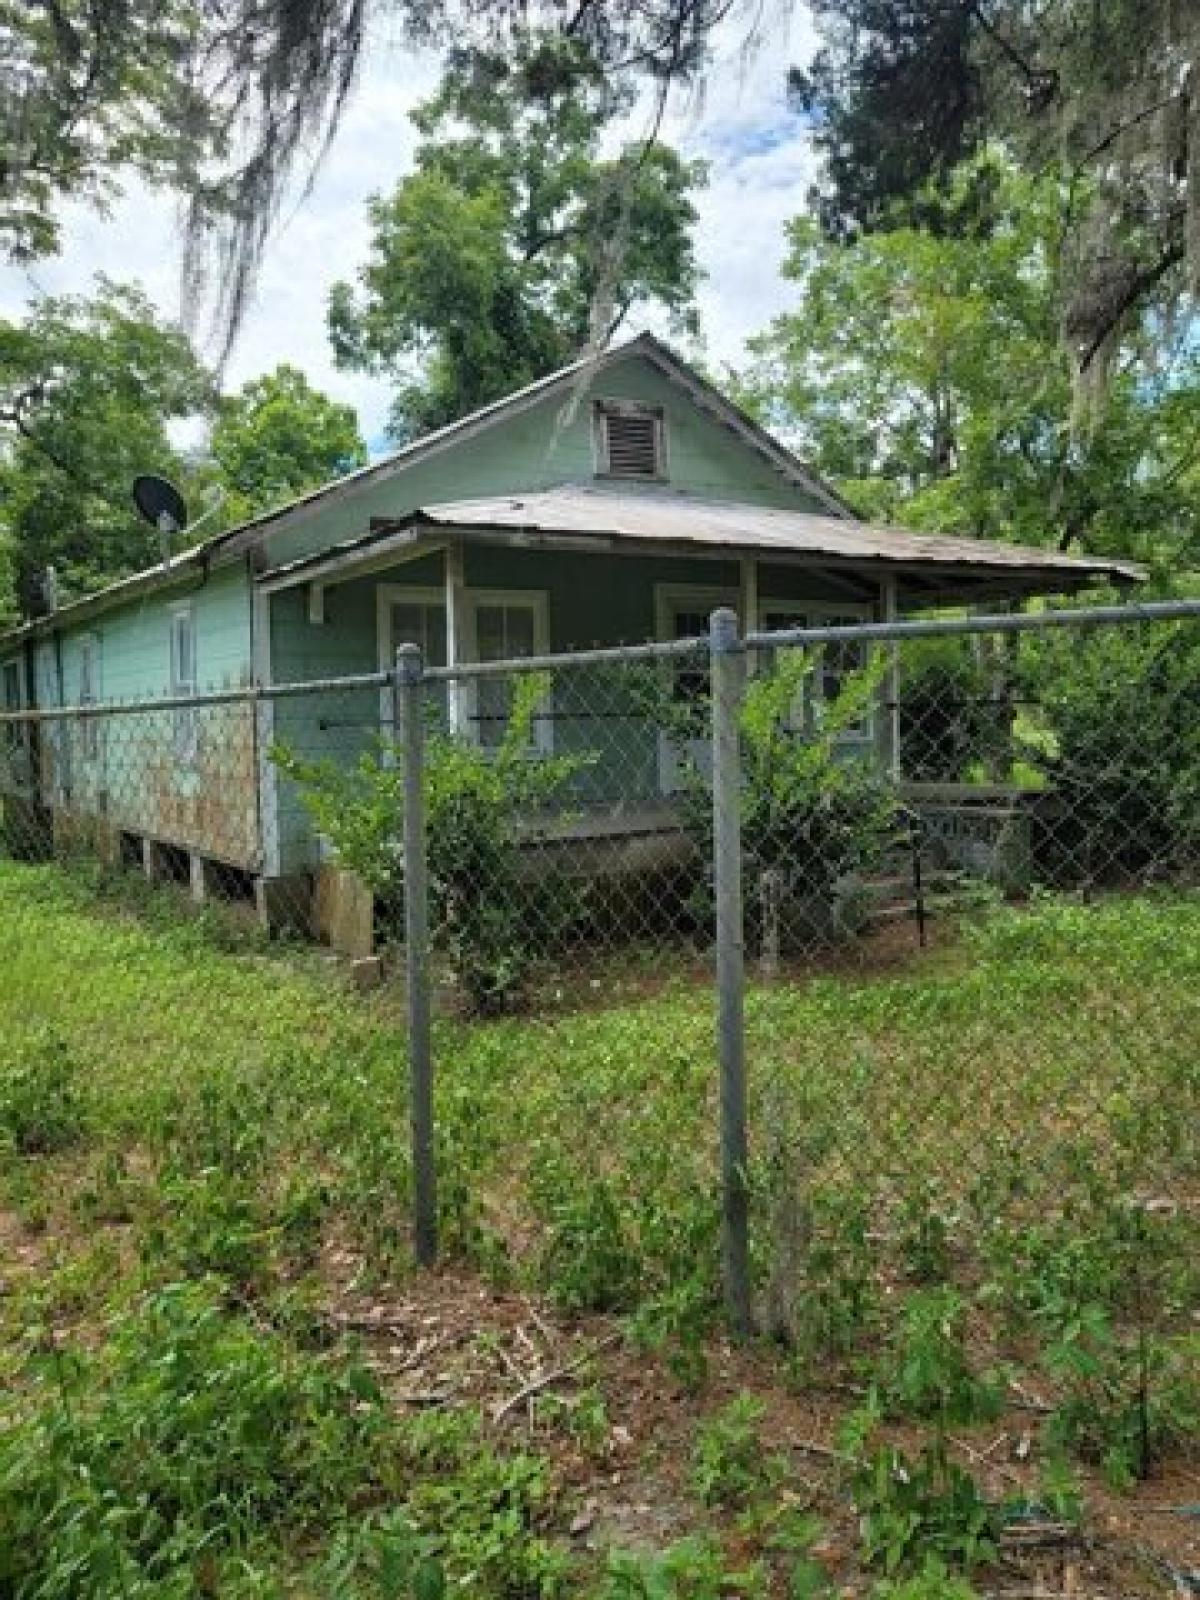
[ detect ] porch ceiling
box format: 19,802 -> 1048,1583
256,483 -> 1144,606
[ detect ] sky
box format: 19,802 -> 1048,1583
0,4 -> 820,453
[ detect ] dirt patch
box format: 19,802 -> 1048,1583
316,1239 -> 1198,1595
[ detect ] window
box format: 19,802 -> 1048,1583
654,586 -> 733,792
390,599 -> 447,669
170,606 -> 197,761
2,660 -> 21,767
377,586 -> 450,733
594,400 -> 666,480
759,602 -> 874,745
78,635 -> 101,761
467,592 -> 550,751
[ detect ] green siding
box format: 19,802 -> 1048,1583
263,355 -> 824,570
7,349 -> 865,877
268,544 -> 884,874
26,565 -> 259,865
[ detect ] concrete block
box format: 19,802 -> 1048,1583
313,863 -> 375,959
351,956 -> 383,992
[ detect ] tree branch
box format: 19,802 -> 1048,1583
1076,240 -> 1186,376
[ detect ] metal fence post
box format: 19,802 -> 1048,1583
395,643 -> 436,1266
710,606 -> 751,1338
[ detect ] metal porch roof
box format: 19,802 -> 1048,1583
260,484 -> 1143,600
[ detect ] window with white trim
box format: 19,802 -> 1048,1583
2,659 -> 21,766
594,400 -> 667,480
78,635 -> 101,761
468,592 -> 551,751
170,606 -> 197,761
758,602 -> 875,745
654,585 -> 733,792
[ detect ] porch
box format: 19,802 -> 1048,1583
255,483 -> 1137,893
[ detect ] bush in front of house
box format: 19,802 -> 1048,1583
1016,612 -> 1200,882
667,646 -> 901,952
276,673 -> 592,1015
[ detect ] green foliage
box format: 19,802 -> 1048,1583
691,1395 -> 776,1510
0,865 -> 1197,1589
597,1538 -> 765,1599
721,647 -> 897,952
391,1409 -> 569,1595
277,672 -> 592,1013
876,1289 -> 1003,1427
1017,618 -> 1200,880
653,642 -> 898,950
741,155 -> 1200,569
1,4 -> 222,265
0,1026 -> 85,1155
1043,1313 -> 1198,1488
854,1441 -> 998,1577
0,278 -> 215,615
328,34 -> 705,437
0,1282 -> 396,1596
534,1168 -> 641,1312
211,363 -> 367,523
894,638 -> 997,784
868,1559 -> 980,1599
796,1 -> 1197,390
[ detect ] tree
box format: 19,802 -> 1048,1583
327,36 -> 706,437
740,158 -> 1200,571
0,279 -> 214,617
210,364 -> 367,523
793,0 -> 1200,388
2,2 -> 726,357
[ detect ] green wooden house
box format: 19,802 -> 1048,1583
0,334 -> 1140,929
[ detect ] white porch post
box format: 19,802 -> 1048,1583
739,555 -> 759,632
444,540 -> 467,735
882,575 -> 901,779
739,555 -> 759,674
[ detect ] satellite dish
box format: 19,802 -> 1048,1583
132,474 -> 188,534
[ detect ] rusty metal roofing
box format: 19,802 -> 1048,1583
408,485 -> 1144,584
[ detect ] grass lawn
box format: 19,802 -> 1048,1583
0,861 -> 1197,1597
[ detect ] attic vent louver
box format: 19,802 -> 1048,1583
595,401 -> 665,480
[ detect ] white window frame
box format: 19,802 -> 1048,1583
464,588 -> 552,754
654,583 -> 735,793
592,398 -> 669,482
78,633 -> 102,762
375,584 -> 449,747
1,658 -> 22,771
170,603 -> 198,763
758,597 -> 876,747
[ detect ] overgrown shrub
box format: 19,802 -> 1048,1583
896,637 -> 1000,783
661,646 -> 900,950
276,673 -> 593,1013
1017,616 -> 1200,880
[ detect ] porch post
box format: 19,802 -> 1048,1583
882,576 -> 901,780
444,540 -> 467,736
740,556 -> 760,677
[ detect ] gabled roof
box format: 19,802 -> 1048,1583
0,333 -> 851,644
260,483 -> 1144,606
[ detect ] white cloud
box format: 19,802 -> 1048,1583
0,6 -> 817,446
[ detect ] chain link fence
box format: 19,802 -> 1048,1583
1,601 -> 1197,1498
